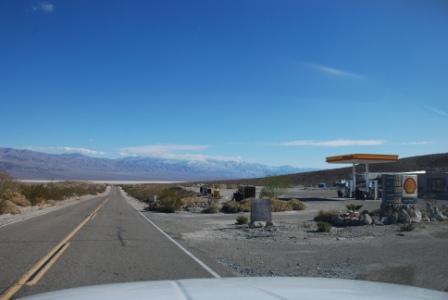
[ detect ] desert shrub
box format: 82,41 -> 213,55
221,200 -> 251,213
20,182 -> 105,205
236,215 -> 248,225
271,199 -> 292,212
0,189 -> 30,207
346,204 -> 363,212
121,184 -> 171,203
289,199 -> 306,211
400,223 -> 415,232
123,184 -> 195,204
238,199 -> 251,212
314,210 -> 339,223
201,204 -> 219,214
261,176 -> 290,199
146,187 -> 186,213
182,196 -> 209,212
317,221 -> 332,232
221,201 -> 240,213
0,200 -> 21,215
259,187 -> 274,199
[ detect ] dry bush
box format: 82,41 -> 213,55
201,204 -> 219,214
121,184 -> 171,203
314,210 -> 339,223
346,204 -> 363,212
20,182 -> 105,205
221,201 -> 241,213
236,215 -> 248,225
289,199 -> 306,211
221,200 -> 251,213
182,196 -> 208,206
145,186 -> 195,213
0,200 -> 20,215
317,221 -> 332,232
400,223 -> 415,232
7,191 -> 31,207
271,199 -> 292,212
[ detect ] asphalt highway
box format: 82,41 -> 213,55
0,187 -> 217,299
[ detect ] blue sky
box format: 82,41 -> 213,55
1,0 -> 447,168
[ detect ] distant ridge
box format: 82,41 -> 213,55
0,148 -> 309,181
216,153 -> 448,186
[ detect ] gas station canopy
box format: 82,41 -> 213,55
326,153 -> 398,164
326,153 -> 399,199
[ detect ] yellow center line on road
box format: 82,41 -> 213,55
25,242 -> 71,287
0,197 -> 110,300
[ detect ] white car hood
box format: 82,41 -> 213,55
20,277 -> 448,300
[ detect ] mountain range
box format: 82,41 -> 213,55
0,148 -> 309,181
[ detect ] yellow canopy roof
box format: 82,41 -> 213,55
326,153 -> 398,164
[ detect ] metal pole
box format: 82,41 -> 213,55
365,163 -> 369,199
352,163 -> 356,198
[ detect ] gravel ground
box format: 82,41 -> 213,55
130,194 -> 448,292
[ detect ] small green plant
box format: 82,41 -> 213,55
289,199 -> 306,211
314,210 -> 338,223
317,221 -> 332,232
346,203 -> 363,212
236,215 -> 248,225
400,223 -> 415,232
201,204 -> 219,214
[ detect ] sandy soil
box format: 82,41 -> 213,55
0,186 -> 111,228
127,193 -> 448,292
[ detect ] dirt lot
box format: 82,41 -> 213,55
138,197 -> 448,292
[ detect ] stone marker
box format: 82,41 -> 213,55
250,199 -> 272,227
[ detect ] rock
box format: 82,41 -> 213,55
425,202 -> 447,221
409,208 -> 422,223
331,215 -> 345,227
0,200 -> 21,215
434,207 -> 447,221
398,209 -> 411,224
383,212 -> 399,225
360,214 -> 373,225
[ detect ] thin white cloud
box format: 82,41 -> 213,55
32,2 -> 54,13
400,141 -> 434,145
120,144 -> 209,156
305,63 -> 365,79
119,144 -> 241,162
424,105 -> 448,118
283,139 -> 385,147
28,146 -> 106,156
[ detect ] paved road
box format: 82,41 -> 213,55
0,186 -> 219,299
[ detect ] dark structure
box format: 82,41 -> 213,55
233,185 -> 256,201
418,173 -> 448,200
199,186 -> 212,196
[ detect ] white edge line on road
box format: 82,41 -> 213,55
122,190 -> 221,278
135,209 -> 221,278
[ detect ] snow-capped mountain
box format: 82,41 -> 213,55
0,148 -> 310,181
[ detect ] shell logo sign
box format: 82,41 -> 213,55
402,175 -> 418,200
403,177 -> 417,194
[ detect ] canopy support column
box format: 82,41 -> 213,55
365,163 -> 369,198
352,163 -> 356,198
